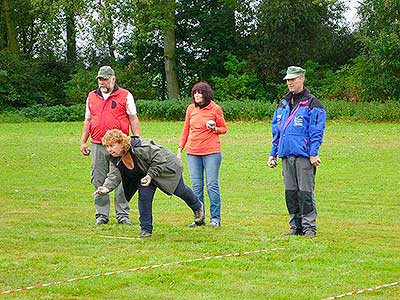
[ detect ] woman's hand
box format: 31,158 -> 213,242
140,175 -> 152,186
206,120 -> 218,133
177,147 -> 182,160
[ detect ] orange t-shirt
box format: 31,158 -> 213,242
179,101 -> 227,155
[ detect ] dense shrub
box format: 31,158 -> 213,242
219,100 -> 276,121
323,100 -> 400,121
352,101 -> 400,122
323,100 -> 357,119
1,99 -> 399,123
18,104 -> 85,122
137,99 -> 188,121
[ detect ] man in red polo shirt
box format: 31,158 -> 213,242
80,66 -> 141,225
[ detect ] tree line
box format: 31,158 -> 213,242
0,0 -> 399,110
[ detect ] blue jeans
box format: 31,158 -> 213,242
187,153 -> 222,223
138,176 -> 201,233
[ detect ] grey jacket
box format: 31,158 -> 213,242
103,138 -> 184,200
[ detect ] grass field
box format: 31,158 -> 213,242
0,121 -> 399,300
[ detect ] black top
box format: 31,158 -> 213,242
116,153 -> 145,201
118,153 -> 143,182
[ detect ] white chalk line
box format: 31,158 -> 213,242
322,280 -> 400,299
98,235 -> 140,240
1,247 -> 285,295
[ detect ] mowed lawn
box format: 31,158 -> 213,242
0,121 -> 399,300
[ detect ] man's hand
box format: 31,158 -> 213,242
93,186 -> 110,195
267,156 -> 278,168
310,155 -> 321,167
80,143 -> 91,156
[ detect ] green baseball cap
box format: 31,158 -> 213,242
283,66 -> 306,80
97,66 -> 115,79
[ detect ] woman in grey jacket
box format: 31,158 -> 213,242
94,129 -> 204,238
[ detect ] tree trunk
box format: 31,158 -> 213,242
66,7 -> 77,64
163,1 -> 179,99
106,11 -> 115,59
164,28 -> 179,99
2,0 -> 18,52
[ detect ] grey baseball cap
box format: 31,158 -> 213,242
283,66 -> 306,80
97,66 -> 115,79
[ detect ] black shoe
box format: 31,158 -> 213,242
282,229 -> 302,236
118,218 -> 132,226
188,220 -> 206,228
304,230 -> 316,238
96,218 -> 109,225
193,202 -> 204,223
138,230 -> 152,238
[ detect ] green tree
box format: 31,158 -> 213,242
357,0 -> 400,100
133,0 -> 180,99
176,0 -> 248,93
250,0 -> 351,82
212,54 -> 270,102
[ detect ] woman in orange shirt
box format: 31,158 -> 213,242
177,82 -> 227,227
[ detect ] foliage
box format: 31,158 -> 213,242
355,0 -> 400,101
212,54 -> 272,102
82,0 -> 134,63
136,99 -> 188,121
0,122 -> 399,299
250,0 -> 355,82
176,0 -> 250,93
323,100 -> 400,121
219,100 -> 276,121
64,66 -> 97,105
0,51 -> 71,109
64,63 -> 162,104
116,60 -> 162,101
309,61 -> 362,102
2,99 -> 400,123
19,104 -> 85,122
0,0 -> 399,104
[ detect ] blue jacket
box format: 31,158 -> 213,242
270,88 -> 326,158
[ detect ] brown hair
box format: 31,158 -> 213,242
191,81 -> 214,106
102,129 -> 131,153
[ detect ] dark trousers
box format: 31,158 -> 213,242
282,156 -> 318,233
137,176 -> 200,232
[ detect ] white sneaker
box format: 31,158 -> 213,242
209,221 -> 221,228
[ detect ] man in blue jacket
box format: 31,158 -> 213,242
267,66 -> 326,238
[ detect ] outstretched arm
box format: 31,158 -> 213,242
94,160 -> 122,194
